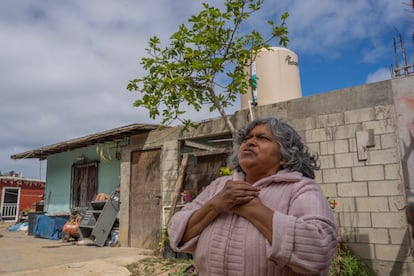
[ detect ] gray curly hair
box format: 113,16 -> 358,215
228,117 -> 319,179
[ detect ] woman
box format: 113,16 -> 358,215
168,117 -> 338,275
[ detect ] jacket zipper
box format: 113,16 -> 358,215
223,212 -> 236,276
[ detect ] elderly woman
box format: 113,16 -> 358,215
168,117 -> 338,275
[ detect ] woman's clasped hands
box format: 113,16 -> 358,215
211,180 -> 261,213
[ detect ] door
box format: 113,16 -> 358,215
185,153 -> 228,195
1,187 -> 20,221
129,149 -> 162,249
71,162 -> 98,210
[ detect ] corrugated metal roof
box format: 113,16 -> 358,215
10,123 -> 161,160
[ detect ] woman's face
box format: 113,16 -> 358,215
238,124 -> 284,181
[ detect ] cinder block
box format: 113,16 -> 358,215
384,164 -> 401,180
347,242 -> 376,260
355,228 -> 389,244
319,183 -> 337,197
380,133 -> 396,149
319,155 -> 335,169
375,244 -> 411,262
338,182 -> 368,197
323,168 -> 352,183
349,137 -> 357,152
369,259 -> 414,276
333,124 -> 359,139
372,212 -> 406,228
374,105 -> 394,120
334,139 -> 349,153
291,117 -> 316,131
344,107 -> 376,124
337,226 -> 356,242
356,197 -> 389,212
352,166 -> 385,181
338,212 -> 371,227
316,113 -> 344,128
368,180 -> 402,196
388,196 -> 406,212
362,119 -> 396,135
374,135 -> 381,148
314,170 -> 323,183
389,228 -> 411,245
305,128 -> 333,142
335,197 -> 356,212
320,141 -> 334,155
335,152 -> 358,168
366,149 -> 398,165
306,142 -> 320,156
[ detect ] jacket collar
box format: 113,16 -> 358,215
252,170 -> 303,187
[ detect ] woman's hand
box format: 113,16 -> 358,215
210,180 -> 260,212
181,180 -> 259,242
232,197 -> 274,242
232,196 -> 262,215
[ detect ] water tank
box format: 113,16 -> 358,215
241,47 -> 302,109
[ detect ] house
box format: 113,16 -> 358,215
0,174 -> 45,221
10,124 -> 159,215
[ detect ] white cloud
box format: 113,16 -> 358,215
0,0 -> 410,179
365,67 -> 392,83
267,0 -> 406,58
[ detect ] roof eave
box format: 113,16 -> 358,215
10,123 -> 162,160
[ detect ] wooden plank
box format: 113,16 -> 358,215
167,153 -> 189,225
184,140 -> 216,151
189,148 -> 230,157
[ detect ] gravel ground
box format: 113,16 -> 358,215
0,221 -> 153,275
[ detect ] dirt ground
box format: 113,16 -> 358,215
0,221 -> 154,275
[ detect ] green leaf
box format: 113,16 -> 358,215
127,0 -> 290,132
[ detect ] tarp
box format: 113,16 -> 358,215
7,221 -> 28,232
33,215 -> 67,240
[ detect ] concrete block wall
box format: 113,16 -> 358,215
293,105 -> 410,275
249,78 -> 413,275
122,76 -> 414,274
232,77 -> 412,275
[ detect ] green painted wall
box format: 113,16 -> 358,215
44,143 -> 120,214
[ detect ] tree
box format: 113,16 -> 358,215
127,0 -> 289,133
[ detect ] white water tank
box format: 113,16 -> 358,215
241,47 -> 302,109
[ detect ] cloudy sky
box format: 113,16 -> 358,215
1,0 -> 412,180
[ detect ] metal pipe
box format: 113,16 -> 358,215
248,100 -> 255,121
